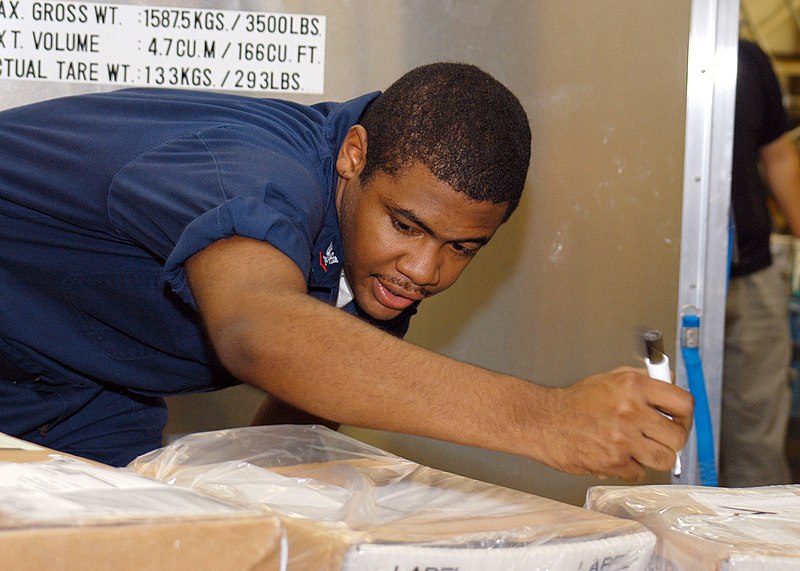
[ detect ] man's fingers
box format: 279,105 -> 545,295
647,380 -> 695,432
587,453 -> 647,483
635,430 -> 681,473
643,400 -> 690,453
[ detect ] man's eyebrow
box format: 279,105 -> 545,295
389,205 -> 491,246
391,206 -> 435,235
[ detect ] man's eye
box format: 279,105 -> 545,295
392,219 -> 415,234
451,243 -> 477,257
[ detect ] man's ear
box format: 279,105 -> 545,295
336,125 -> 368,180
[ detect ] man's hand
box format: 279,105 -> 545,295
528,368 -> 693,481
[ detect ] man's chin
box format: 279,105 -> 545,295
360,301 -> 404,322
352,292 -> 404,322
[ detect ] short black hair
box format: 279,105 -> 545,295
359,62 -> 531,221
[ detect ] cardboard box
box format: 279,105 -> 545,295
586,484 -> 800,570
0,433 -> 283,571
130,425 -> 658,571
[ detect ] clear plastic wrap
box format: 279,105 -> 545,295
129,425 -> 656,571
0,455 -> 259,525
586,484 -> 800,570
0,436 -> 283,571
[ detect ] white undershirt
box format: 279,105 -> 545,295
335,270 -> 354,308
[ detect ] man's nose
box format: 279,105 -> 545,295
396,243 -> 441,286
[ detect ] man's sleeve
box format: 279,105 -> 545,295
754,43 -> 790,146
108,126 -> 326,308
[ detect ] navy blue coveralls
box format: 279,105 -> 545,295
0,88 -> 415,466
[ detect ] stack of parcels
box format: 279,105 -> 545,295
0,433 -> 282,571
129,425 -> 657,571
586,484 -> 800,570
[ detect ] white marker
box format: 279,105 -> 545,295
643,330 -> 682,477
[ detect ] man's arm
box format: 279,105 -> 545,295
186,235 -> 693,481
762,133 -> 800,236
251,394 -> 340,430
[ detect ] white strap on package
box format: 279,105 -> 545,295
688,490 -> 800,570
0,433 -> 44,450
689,490 -> 800,543
0,456 -> 248,523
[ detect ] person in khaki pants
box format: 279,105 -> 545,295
721,40 -> 800,486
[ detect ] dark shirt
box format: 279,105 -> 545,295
0,88 -> 414,396
730,39 -> 790,277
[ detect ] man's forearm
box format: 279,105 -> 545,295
763,134 -> 800,236
187,236 -> 544,460
212,287 -> 548,461
187,236 -> 693,481
209,289 -> 692,481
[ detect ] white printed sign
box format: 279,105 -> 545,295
0,0 -> 326,93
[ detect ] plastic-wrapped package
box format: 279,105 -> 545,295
586,484 -> 800,570
0,433 -> 282,571
129,425 -> 656,571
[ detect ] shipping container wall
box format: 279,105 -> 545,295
1,0 -> 692,506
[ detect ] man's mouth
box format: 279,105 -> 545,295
370,275 -> 426,311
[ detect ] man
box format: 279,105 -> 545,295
0,63 -> 692,480
721,40 -> 800,486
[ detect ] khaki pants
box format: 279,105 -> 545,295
720,263 -> 793,487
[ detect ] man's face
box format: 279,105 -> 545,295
336,160 -> 508,321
